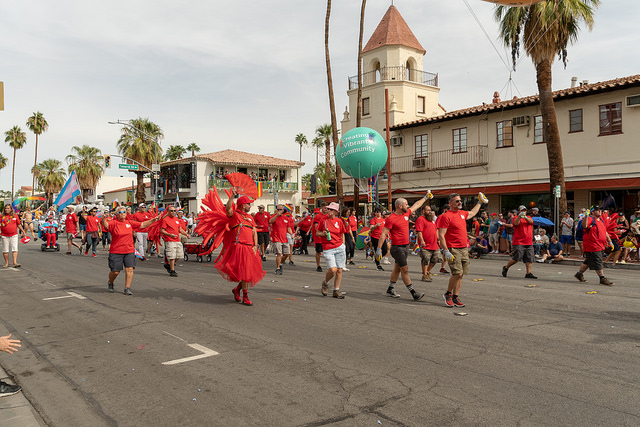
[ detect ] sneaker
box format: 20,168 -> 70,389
92,253 -> 97,258
321,281 -> 328,296
123,287 -> 133,296
386,287 -> 400,298
443,293 -> 454,308
348,260 -> 355,265
452,296 -> 465,308
421,274 -> 432,282
108,282 -> 114,293
333,289 -> 345,299
84,251 -> 88,256
289,261 -> 295,266
275,268 -> 282,275
599,277 -> 615,286
525,273 -> 538,279
232,284 -> 242,302
0,380 -> 22,397
502,266 -> 508,277
164,263 -> 171,272
574,272 -> 587,282
169,270 -> 178,277
261,255 -> 266,261
377,265 -> 385,271
343,267 -> 350,272
440,268 -> 449,274
242,293 -> 253,306
316,266 -> 322,272
536,259 -> 545,263
382,258 -> 391,265
412,292 -> 425,301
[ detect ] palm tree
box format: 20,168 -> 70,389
186,142 -> 200,157
26,112 -> 49,196
0,153 -> 7,172
4,126 -> 27,197
495,0 -> 600,214
315,124 -> 333,179
166,145 -> 186,161
324,0 -> 343,204
66,145 -> 104,201
33,159 -> 66,206
295,133 -> 308,162
116,118 -> 164,204
354,0 -> 367,214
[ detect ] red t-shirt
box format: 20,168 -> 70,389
415,216 -> 439,250
348,216 -> 357,232
253,212 -> 271,233
270,215 -> 291,243
317,216 -> 348,250
313,213 -> 327,244
100,215 -> 112,232
86,216 -> 101,233
65,212 -> 78,234
1,214 -> 21,237
512,216 -> 534,246
369,216 -> 385,239
583,216 -> 607,252
108,219 -> 142,254
439,210 -> 470,248
384,209 -> 412,245
162,216 -> 184,242
298,216 -> 313,232
133,211 -> 152,230
230,210 -> 256,245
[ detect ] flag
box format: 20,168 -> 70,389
54,171 -> 82,212
175,193 -> 180,208
112,199 -> 119,210
257,182 -> 263,197
283,203 -> 292,213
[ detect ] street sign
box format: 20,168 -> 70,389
119,164 -> 139,170
555,185 -> 561,198
152,163 -> 160,172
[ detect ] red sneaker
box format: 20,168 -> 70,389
232,284 -> 242,302
443,293 -> 454,308
242,293 -> 253,306
452,296 -> 465,308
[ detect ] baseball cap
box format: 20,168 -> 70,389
139,203 -> 146,207
593,205 -> 602,210
237,195 -> 254,206
518,205 -> 527,212
327,202 -> 340,212
491,212 -> 497,216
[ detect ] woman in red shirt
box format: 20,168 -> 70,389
316,202 -> 348,299
2,205 -> 26,268
84,207 -> 102,257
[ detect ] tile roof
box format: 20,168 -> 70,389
362,5 -> 426,55
161,149 -> 304,169
392,74 -> 640,131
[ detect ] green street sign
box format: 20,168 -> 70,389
119,164 -> 139,170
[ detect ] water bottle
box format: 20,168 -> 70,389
324,221 -> 331,241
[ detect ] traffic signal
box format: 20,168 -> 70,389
104,155 -> 111,168
157,190 -> 162,200
328,179 -> 336,194
310,174 -> 317,193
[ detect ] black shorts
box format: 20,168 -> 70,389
315,243 -> 323,253
257,232 -> 270,246
582,251 -> 604,271
511,245 -> 534,264
108,253 -> 136,272
390,244 -> 410,268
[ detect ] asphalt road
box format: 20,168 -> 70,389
1,241 -> 639,426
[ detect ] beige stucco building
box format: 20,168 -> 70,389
339,5 -> 640,216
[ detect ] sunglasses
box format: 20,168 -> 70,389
277,209 -> 283,211
117,211 -> 126,214
169,209 -> 177,212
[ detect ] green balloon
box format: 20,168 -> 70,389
336,127 -> 388,179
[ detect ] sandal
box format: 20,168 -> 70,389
2,265 -> 8,268
13,264 -> 21,268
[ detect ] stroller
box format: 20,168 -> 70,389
183,238 -> 214,263
292,234 -> 304,255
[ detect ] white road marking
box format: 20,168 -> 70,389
162,343 -> 219,365
43,291 -> 87,301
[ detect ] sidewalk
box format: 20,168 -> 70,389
0,365 -> 43,426
482,252 -> 640,270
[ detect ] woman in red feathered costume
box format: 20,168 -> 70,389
195,188 -> 265,306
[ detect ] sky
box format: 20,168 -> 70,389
1,0 -> 638,194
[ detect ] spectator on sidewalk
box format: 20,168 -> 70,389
533,228 -> 549,257
560,211 -> 574,257
537,234 -> 564,263
0,334 -> 22,397
488,213 -> 500,253
469,235 -> 488,259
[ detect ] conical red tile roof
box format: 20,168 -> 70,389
362,5 -> 426,54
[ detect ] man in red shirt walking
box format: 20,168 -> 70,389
161,207 -> 190,277
296,211 -> 313,255
415,206 -> 442,282
85,207 -> 101,257
253,205 -> 271,261
438,193 -> 486,308
501,205 -> 537,279
575,206 -> 615,285
376,194 -> 431,300
369,208 -> 386,271
64,207 -> 81,254
133,203 -> 152,258
269,204 -> 293,275
312,202 -> 328,272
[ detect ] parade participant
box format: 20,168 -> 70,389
84,207 -> 101,257
575,206 -> 615,285
177,210 -> 190,245
1,205 -> 26,268
253,204 -> 271,261
41,213 -> 59,248
369,208 -> 387,271
133,203 -> 152,258
285,210 -> 296,266
161,206 -> 189,277
436,204 -> 450,273
501,205 -> 537,279
376,194 -> 432,300
415,206 -> 442,282
317,202 -> 348,299
221,193 -> 265,306
438,193 -> 485,308
21,208 -> 37,241
103,206 -> 159,295
343,208 -> 357,265
312,202 -> 328,272
78,207 -> 88,248
269,204 -> 294,275
65,207 -> 81,254
101,209 -> 112,251
125,206 -> 134,220
296,211 -> 313,255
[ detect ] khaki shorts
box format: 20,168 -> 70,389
419,248 -> 442,266
448,247 -> 470,276
165,241 -> 184,260
273,241 -> 290,255
2,235 -> 19,253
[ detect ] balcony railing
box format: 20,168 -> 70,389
209,179 -> 298,192
390,145 -> 488,174
349,66 -> 438,90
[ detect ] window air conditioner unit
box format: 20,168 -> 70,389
391,136 -> 403,146
626,94 -> 640,107
412,158 -> 426,168
513,115 -> 530,127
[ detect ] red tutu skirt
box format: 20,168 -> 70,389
214,243 -> 265,286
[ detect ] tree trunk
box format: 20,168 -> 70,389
11,148 -> 16,198
324,140 -> 332,178
353,0 -> 366,216
32,134 -> 38,195
135,171 -> 146,204
325,0 -> 343,204
536,59 -> 567,216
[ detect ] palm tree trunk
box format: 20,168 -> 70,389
536,58 -> 567,215
32,134 -> 38,195
353,0 -> 366,215
11,148 -> 16,198
325,0 -> 343,204
135,171 -> 146,205
325,140 -> 331,178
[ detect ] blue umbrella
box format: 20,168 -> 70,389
532,216 -> 554,226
